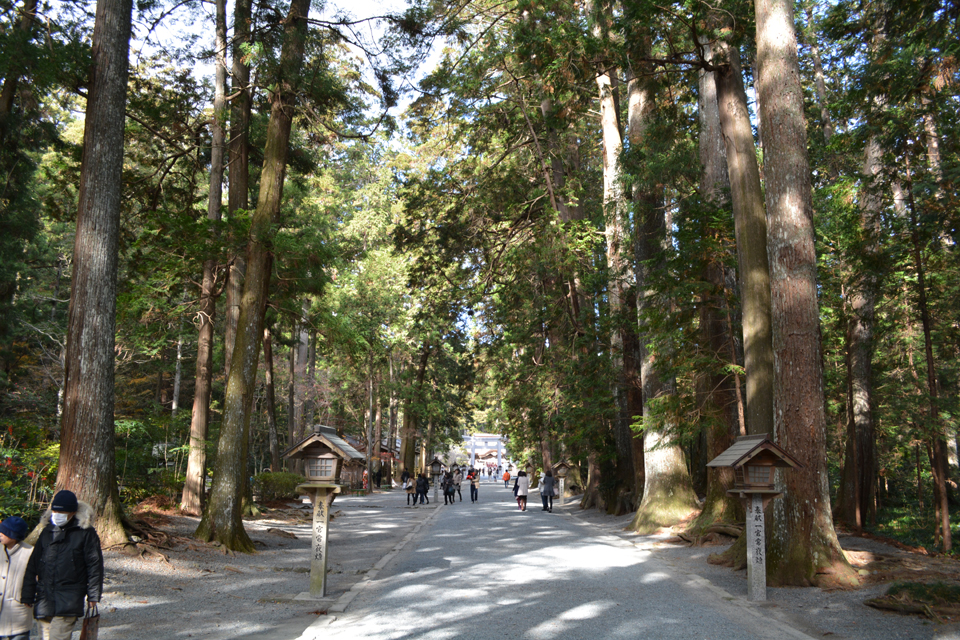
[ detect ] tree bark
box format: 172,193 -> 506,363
0,0 -> 39,121
292,299 -> 310,438
903,165 -> 950,552
373,384 -> 383,482
195,0 -> 311,551
712,35 -> 774,439
695,37 -> 742,528
836,132 -> 882,528
181,0 -> 227,515
224,259 -> 245,380
400,343 -> 431,474
801,5 -> 835,149
754,0 -> 856,585
580,451 -> 604,511
56,0 -> 133,548
263,326 -> 281,472
387,354 -> 399,482
224,0 -> 251,381
627,32 -> 698,533
365,364 -> 375,494
593,46 -> 638,507
631,145 -> 698,533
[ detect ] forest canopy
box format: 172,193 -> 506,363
0,0 -> 958,579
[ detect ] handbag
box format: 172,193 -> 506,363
79,604 -> 100,640
553,484 -> 559,497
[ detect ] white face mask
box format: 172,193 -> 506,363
51,513 -> 70,527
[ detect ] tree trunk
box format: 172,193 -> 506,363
713,35 -> 774,439
224,259 -> 245,380
293,299 -> 310,438
836,131 -> 882,528
754,0 -> 856,585
171,302 -> 185,418
580,451 -> 604,511
903,166 -> 950,552
594,49 -> 637,507
305,330 -> 316,425
56,0 -> 133,548
627,35 -> 698,531
695,37 -> 742,528
373,385 -> 383,482
195,0 -> 311,551
0,0 -> 39,120
400,343 -> 431,474
181,0 -> 227,515
387,354 -> 399,482
263,326 -> 281,472
365,365 -> 375,494
801,5 -> 835,158
223,0 -> 251,379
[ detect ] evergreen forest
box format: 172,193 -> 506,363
1,0 -> 959,586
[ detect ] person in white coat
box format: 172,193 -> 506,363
515,471 -> 529,511
0,516 -> 33,640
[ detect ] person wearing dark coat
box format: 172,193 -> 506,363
442,472 -> 455,505
21,490 -> 103,640
415,474 -> 430,505
540,469 -> 556,512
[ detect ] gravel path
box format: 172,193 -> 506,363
94,490 -> 434,639
46,478 -> 960,639
299,482 -> 958,640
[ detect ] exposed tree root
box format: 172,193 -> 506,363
865,597 -> 960,622
679,523 -> 743,546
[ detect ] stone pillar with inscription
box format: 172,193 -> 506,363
296,482 -> 341,597
746,494 -> 766,601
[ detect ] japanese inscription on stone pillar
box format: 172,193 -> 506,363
746,494 -> 766,601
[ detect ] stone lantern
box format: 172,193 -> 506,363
304,452 -> 341,483
707,434 -> 802,602
282,425 -> 364,598
430,457 -> 443,502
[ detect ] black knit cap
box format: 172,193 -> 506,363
51,489 -> 79,513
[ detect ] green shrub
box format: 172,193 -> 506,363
253,471 -> 305,501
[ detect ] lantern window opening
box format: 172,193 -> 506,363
306,458 -> 335,479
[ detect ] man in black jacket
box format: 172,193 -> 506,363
21,490 -> 103,640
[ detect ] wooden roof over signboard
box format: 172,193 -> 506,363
282,425 -> 365,461
706,434 -> 803,469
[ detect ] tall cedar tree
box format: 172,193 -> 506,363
181,0 -> 228,516
195,0 -> 311,551
754,0 -> 857,585
56,0 -> 134,547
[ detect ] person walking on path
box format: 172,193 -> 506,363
442,472 -> 456,505
502,470 -> 511,488
400,468 -> 411,489
515,471 -> 529,511
469,470 -> 480,502
415,474 -> 430,505
539,469 -> 555,512
0,516 -> 32,640
406,478 -> 416,506
21,490 -> 103,640
452,468 -> 463,502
